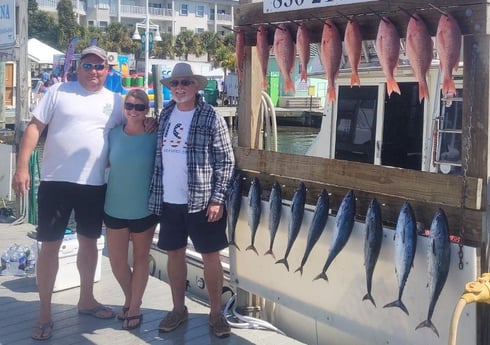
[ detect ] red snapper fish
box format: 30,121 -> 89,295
273,24 -> 296,93
256,25 -> 270,89
344,16 -> 362,87
320,20 -> 342,103
236,29 -> 245,82
406,13 -> 433,103
436,13 -> 461,98
376,17 -> 401,97
296,22 -> 311,82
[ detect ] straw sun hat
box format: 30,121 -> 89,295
160,62 -> 208,89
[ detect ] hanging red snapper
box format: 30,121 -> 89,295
256,25 -> 270,90
406,13 -> 433,103
273,24 -> 295,93
436,13 -> 461,98
236,29 -> 245,82
296,22 -> 311,82
376,17 -> 401,97
344,16 -> 362,87
320,20 -> 342,103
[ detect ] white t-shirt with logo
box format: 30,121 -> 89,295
161,107 -> 195,204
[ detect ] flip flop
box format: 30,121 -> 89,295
78,304 -> 116,319
123,314 -> 143,330
117,306 -> 130,321
31,321 -> 53,341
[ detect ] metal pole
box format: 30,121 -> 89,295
144,0 -> 149,94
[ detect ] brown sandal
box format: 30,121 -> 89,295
31,321 -> 54,341
117,306 -> 130,321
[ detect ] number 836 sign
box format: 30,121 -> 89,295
263,0 -> 376,13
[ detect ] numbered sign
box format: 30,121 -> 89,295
263,0 -> 377,14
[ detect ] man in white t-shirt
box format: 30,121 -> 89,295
13,46 -> 122,341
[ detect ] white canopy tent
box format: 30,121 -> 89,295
28,38 -> 63,65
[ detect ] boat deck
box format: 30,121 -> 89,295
0,222 -> 304,345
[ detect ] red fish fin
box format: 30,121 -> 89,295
327,86 -> 336,103
386,79 -> 401,97
301,70 -> 307,83
262,78 -> 268,90
350,72 -> 360,87
284,78 -> 295,93
418,82 -> 429,103
238,68 -> 243,81
442,78 -> 456,98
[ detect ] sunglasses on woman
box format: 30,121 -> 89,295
124,102 -> 147,111
81,63 -> 106,71
169,79 -> 194,87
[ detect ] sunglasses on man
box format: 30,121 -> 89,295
81,63 -> 106,71
124,102 -> 147,111
169,79 -> 194,87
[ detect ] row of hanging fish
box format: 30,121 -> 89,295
234,10 -> 462,103
226,175 -> 452,337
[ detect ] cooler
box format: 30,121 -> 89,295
37,234 -> 105,292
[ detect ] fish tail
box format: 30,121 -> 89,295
275,258 -> 290,271
264,248 -> 275,259
415,319 -> 439,337
383,299 -> 409,315
362,293 -> 377,307
418,82 -> 429,103
238,68 -> 243,82
245,244 -> 259,256
350,72 -> 360,87
386,78 -> 401,97
228,240 -> 240,251
313,271 -> 328,282
294,266 -> 303,275
284,77 -> 295,93
327,86 -> 336,103
301,70 -> 308,83
442,77 -> 457,98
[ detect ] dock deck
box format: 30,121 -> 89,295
0,222 -> 304,345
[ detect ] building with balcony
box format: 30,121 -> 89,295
36,0 -> 237,36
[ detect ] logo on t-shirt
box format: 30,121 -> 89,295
163,122 -> 188,152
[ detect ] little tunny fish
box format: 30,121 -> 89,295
227,174 -> 243,250
320,19 -> 342,103
264,182 -> 282,259
415,208 -> 451,337
236,29 -> 245,82
436,12 -> 461,98
273,24 -> 296,93
246,177 -> 261,255
406,13 -> 433,103
384,202 -> 417,315
376,17 -> 401,97
344,16 -> 362,87
276,182 -> 306,271
362,198 -> 383,307
296,22 -> 311,82
314,190 -> 356,282
295,189 -> 329,275
256,25 -> 270,89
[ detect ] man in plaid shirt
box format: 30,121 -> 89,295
149,63 -> 235,338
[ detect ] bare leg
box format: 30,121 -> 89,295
125,225 -> 156,328
202,251 -> 224,317
106,228 -> 131,315
76,233 -> 112,316
36,240 -> 62,324
166,247 -> 187,313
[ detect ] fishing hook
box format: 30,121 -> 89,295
428,3 -> 449,17
399,7 -> 418,21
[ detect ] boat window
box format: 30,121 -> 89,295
434,90 -> 463,175
381,82 -> 423,170
334,86 -> 377,163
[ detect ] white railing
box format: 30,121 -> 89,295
115,5 -> 172,18
37,0 -> 86,13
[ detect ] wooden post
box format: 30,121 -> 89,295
14,0 -> 29,145
152,64 -> 163,117
0,62 -> 5,129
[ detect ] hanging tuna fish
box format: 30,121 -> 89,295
436,12 -> 462,98
273,23 -> 296,94
320,19 -> 342,103
406,13 -> 433,103
375,17 -> 401,97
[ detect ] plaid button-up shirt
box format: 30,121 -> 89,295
148,97 -> 235,214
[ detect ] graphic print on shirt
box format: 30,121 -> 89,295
162,121 -> 188,153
